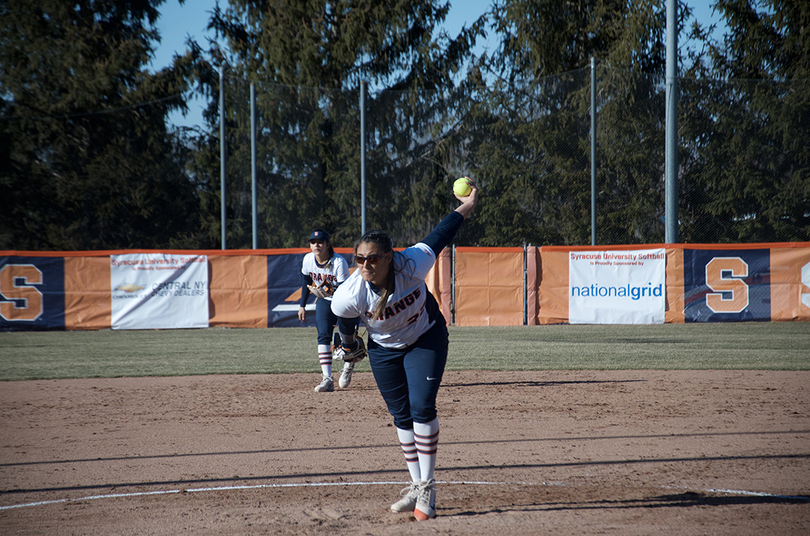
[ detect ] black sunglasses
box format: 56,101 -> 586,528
355,254 -> 383,265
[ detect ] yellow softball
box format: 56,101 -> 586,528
453,177 -> 472,197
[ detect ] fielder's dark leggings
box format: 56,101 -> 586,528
367,320 -> 449,429
315,298 -> 337,346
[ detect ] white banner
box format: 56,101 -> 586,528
111,254 -> 209,330
569,249 -> 666,324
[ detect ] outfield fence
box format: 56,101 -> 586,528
2,241 -> 808,331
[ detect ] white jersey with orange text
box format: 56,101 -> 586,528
331,243 -> 437,349
301,252 -> 350,302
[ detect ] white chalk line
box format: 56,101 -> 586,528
2,480 -> 807,511
660,485 -> 810,501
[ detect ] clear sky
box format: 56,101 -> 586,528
151,1 -> 722,128
150,0 -> 493,71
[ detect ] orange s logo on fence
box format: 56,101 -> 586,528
0,264 -> 44,321
705,257 -> 749,313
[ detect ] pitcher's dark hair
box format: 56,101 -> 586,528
355,230 -> 414,321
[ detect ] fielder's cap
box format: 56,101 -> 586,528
309,229 -> 330,242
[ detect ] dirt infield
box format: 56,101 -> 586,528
1,370 -> 808,535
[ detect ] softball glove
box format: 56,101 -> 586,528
332,336 -> 367,364
308,279 -> 336,299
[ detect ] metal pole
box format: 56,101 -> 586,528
590,57 -> 597,246
219,65 -> 227,250
665,0 -> 679,243
250,82 -> 258,249
360,81 -> 367,235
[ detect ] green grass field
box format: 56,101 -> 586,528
1,323 -> 808,381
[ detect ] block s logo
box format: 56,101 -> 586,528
705,257 -> 749,314
0,264 -> 43,321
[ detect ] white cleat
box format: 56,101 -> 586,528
390,482 -> 419,513
314,376 -> 334,392
338,362 -> 354,388
414,479 -> 436,520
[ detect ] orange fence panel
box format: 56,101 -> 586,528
64,256 -> 111,330
209,255 -> 268,328
536,249 -> 568,325
665,248 -> 685,324
455,247 -> 523,326
770,247 -> 810,321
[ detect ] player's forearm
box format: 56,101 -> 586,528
300,274 -> 313,307
421,211 -> 464,256
454,197 -> 477,220
336,316 -> 358,347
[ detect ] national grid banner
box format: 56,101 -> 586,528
569,249 -> 666,324
110,253 -> 209,330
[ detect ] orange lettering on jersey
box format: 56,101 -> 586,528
309,272 -> 338,283
0,264 -> 44,321
705,257 -> 749,313
382,287 -> 422,321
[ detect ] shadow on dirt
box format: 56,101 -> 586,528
448,490 -> 810,518
443,379 -> 645,388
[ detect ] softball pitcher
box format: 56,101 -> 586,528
330,179 -> 478,520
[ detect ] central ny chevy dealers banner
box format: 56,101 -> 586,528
111,254 -> 209,330
569,249 -> 666,324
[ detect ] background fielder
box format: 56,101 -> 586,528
298,229 -> 353,392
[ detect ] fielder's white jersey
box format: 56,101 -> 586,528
331,243 -> 437,349
301,252 -> 350,301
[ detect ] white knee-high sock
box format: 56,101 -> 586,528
396,428 -> 421,482
413,418 -> 439,482
318,344 -> 332,377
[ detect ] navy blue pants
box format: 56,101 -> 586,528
367,320 -> 449,429
315,298 -> 338,346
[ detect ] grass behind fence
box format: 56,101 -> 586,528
1,323 -> 809,381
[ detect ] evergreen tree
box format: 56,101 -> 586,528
680,0 -> 809,242
196,0 -> 486,248
0,0 -> 205,250
451,0 -> 674,246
